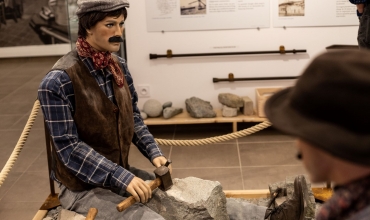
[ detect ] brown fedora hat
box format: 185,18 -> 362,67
265,50 -> 370,166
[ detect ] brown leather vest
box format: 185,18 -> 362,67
51,50 -> 134,191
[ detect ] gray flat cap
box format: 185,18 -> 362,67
76,0 -> 130,18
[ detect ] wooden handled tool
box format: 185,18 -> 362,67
85,207 -> 98,220
116,162 -> 173,212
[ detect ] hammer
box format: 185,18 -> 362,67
116,161 -> 173,212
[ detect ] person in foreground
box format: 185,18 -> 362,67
38,0 -> 171,219
349,0 -> 370,49
265,49 -> 370,220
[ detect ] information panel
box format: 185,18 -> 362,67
272,0 -> 358,27
145,0 -> 270,32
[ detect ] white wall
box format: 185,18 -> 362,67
125,0 -> 358,110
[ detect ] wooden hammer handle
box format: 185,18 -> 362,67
85,207 -> 98,220
116,178 -> 161,212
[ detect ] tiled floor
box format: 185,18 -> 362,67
0,56 -> 321,219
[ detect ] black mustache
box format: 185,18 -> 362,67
109,36 -> 124,43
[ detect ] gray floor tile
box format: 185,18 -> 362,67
0,129 -> 22,149
239,142 -> 300,166
237,125 -> 295,143
11,147 -> 44,172
172,168 -> 243,190
0,115 -> 24,130
1,172 -> 49,202
0,102 -> 35,115
242,165 -> 307,190
24,149 -> 48,172
174,123 -> 237,144
0,201 -> 42,220
171,144 -> 239,168
0,172 -> 22,200
11,110 -> 45,130
0,148 -> 16,171
129,144 -> 172,169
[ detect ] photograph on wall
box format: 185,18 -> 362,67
278,0 -> 305,17
180,0 -> 207,15
0,0 -> 74,57
273,0 -> 358,27
146,0 -> 270,31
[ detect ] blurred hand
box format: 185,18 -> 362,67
357,4 -> 365,14
153,156 -> 172,174
126,177 -> 151,203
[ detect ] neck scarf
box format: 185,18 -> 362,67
316,174 -> 370,220
76,37 -> 124,88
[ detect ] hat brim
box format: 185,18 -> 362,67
265,88 -> 370,166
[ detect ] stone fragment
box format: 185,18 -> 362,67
226,198 -> 268,220
240,96 -> 254,115
58,209 -> 85,220
143,99 -> 163,117
140,111 -> 148,120
162,101 -> 172,109
268,181 -> 286,197
222,105 -> 238,117
218,93 -> 244,108
286,175 -> 315,220
163,107 -> 183,119
146,177 -> 229,220
185,97 -> 216,118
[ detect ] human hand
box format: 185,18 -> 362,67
152,156 -> 172,174
357,4 -> 365,14
126,177 -> 151,203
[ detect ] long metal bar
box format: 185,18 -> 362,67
150,49 -> 306,59
44,121 -> 55,196
213,76 -> 298,83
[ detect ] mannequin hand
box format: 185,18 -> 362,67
126,177 -> 151,203
153,156 -> 172,174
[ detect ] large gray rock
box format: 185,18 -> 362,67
162,101 -> 172,109
185,97 -> 216,118
143,99 -> 163,117
146,177 -> 229,220
226,198 -> 269,220
240,96 -> 254,116
163,107 -> 183,119
222,105 -> 238,117
218,93 -> 244,108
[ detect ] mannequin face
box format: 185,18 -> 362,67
86,14 -> 125,52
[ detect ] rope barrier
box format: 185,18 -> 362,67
0,100 -> 271,187
0,100 -> 40,187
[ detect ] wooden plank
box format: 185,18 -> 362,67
224,189 -> 270,199
32,210 -> 47,220
144,109 -> 266,126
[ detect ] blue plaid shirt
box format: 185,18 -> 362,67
38,54 -> 163,192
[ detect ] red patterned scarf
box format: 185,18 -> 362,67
76,37 -> 124,88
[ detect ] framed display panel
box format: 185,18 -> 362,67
0,0 -> 71,58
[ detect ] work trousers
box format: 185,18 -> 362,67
358,4 -> 370,49
58,167 -> 165,220
58,167 -> 267,220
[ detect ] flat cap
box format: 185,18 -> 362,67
76,0 -> 130,18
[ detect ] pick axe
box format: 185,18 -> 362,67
116,160 -> 173,212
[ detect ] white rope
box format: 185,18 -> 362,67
0,100 -> 40,187
0,100 -> 271,187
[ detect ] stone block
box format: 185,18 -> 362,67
146,177 -> 229,220
240,96 -> 254,116
222,105 -> 237,117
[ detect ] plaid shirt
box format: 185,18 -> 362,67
38,54 -> 163,192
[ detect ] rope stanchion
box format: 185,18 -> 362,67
0,100 -> 271,188
0,100 -> 40,187
154,121 -> 272,146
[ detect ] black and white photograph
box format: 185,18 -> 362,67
180,0 -> 206,16
0,0 -> 74,48
278,0 -> 305,17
